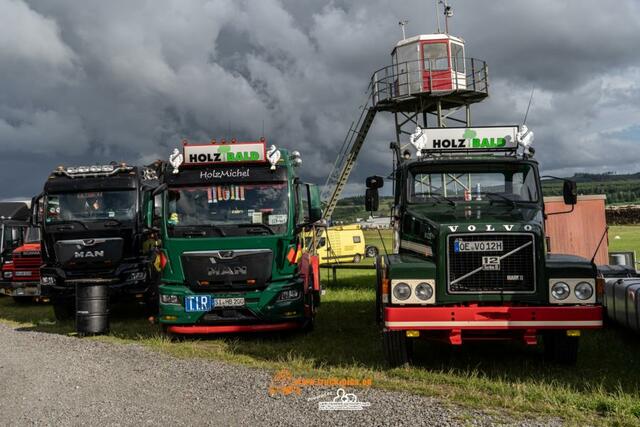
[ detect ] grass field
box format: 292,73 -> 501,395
1,228 -> 640,425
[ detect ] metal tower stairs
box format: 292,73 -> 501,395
321,97 -> 377,220
320,45 -> 489,221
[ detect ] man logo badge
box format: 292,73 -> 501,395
74,250 -> 104,258
482,256 -> 501,271
208,266 -> 248,276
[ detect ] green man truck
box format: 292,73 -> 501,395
154,138 -> 322,334
35,163 -> 159,320
368,126 -> 603,365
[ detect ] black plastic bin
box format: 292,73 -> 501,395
75,283 -> 109,335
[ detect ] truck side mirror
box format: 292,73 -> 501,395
365,188 -> 379,212
366,175 -> 384,189
307,184 -> 322,224
364,176 -> 383,213
30,193 -> 43,227
563,180 -> 577,205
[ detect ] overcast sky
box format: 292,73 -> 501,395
1,0 -> 639,199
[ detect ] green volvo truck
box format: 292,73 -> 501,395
367,126 -> 603,365
153,138 -> 322,334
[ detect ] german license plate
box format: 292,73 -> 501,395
454,240 -> 503,252
15,271 -> 31,277
184,295 -> 245,312
214,297 -> 245,308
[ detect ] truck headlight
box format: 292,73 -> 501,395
551,282 -> 570,300
41,276 -> 56,286
127,271 -> 147,282
574,281 -> 594,300
277,289 -> 301,301
160,294 -> 180,304
3,271 -> 13,279
392,282 -> 411,301
415,282 -> 433,301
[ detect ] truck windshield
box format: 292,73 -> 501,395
45,190 -> 136,223
409,164 -> 539,205
167,182 -> 289,236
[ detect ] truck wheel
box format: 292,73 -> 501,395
353,254 -> 362,263
12,296 -> 33,305
53,299 -> 75,321
543,332 -> 579,365
366,246 -> 379,258
383,330 -> 412,367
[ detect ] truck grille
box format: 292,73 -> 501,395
447,233 -> 536,294
12,255 -> 41,281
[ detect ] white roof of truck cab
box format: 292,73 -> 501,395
394,33 -> 465,50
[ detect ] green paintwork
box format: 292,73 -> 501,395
157,147 -> 319,327
387,158 -> 596,305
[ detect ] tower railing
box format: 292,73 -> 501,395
371,57 -> 488,107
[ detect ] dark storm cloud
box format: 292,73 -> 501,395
0,0 -> 639,199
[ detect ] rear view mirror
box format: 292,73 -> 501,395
307,184 -> 322,224
30,193 -> 43,227
365,188 -> 379,212
366,175 -> 384,189
563,180 -> 577,205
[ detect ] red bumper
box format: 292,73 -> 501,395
384,305 -> 603,330
167,322 -> 300,334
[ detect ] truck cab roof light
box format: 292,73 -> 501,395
56,164 -> 133,178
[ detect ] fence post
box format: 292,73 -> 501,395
471,58 -> 476,91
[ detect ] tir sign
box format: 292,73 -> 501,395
184,142 -> 266,165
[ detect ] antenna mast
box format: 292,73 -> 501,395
439,0 -> 453,34
399,20 -> 408,40
434,0 -> 441,33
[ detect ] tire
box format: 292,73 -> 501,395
53,299 -> 75,321
383,330 -> 413,367
353,254 -> 362,264
12,296 -> 33,305
366,246 -> 379,258
543,332 -> 579,365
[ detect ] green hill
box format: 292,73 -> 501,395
330,172 -> 640,223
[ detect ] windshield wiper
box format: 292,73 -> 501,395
415,192 -> 455,206
183,230 -> 207,238
484,192 -> 517,209
48,220 -> 89,230
104,219 -> 122,227
236,223 -> 276,235
169,224 -> 227,237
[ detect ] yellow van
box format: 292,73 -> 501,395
305,224 -> 366,265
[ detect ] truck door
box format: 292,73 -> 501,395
421,40 -> 451,91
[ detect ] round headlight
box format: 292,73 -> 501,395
415,282 -> 433,301
393,282 -> 411,301
551,282 -> 570,300
575,281 -> 594,300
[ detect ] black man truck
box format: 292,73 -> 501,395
369,126 -> 603,365
35,163 -> 159,320
154,138 -> 322,334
